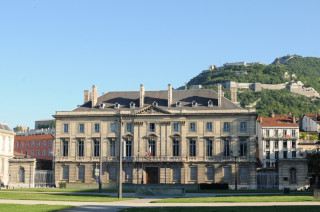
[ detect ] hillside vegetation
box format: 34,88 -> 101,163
186,55 -> 320,116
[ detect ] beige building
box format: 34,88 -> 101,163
0,123 -> 15,186
53,84 -> 257,189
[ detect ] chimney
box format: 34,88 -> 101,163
140,84 -> 145,107
292,114 -> 296,123
230,87 -> 237,103
91,85 -> 98,108
269,111 -> 275,118
218,84 -> 222,107
84,89 -> 91,103
259,114 -> 263,123
168,84 -> 172,107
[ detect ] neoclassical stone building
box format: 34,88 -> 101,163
54,84 -> 257,189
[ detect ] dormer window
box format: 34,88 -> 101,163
192,101 -> 197,107
114,102 -> 120,109
208,100 -> 213,107
176,101 -> 181,107
152,101 -> 158,107
99,103 -> 105,109
130,102 -> 135,109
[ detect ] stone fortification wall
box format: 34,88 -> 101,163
261,83 -> 287,90
290,86 -> 320,98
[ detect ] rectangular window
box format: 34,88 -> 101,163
266,140 -> 270,148
110,140 -> 115,156
189,139 -> 196,157
108,167 -> 116,182
223,138 -> 230,157
43,140 -> 46,146
42,150 -> 45,156
240,167 -> 248,181
206,139 -> 213,156
173,138 -> 180,156
283,141 -> 287,148
78,140 -> 84,157
149,123 -> 155,132
16,142 -> 18,148
223,167 -> 231,181
266,151 -> 270,159
62,166 -> 69,180
48,149 -> 52,156
292,151 -> 296,158
173,123 -> 179,132
172,167 -> 181,182
240,122 -> 247,132
93,139 -> 100,157
63,124 -> 69,133
292,141 -> 296,148
21,141 -> 23,148
25,141 -> 29,148
110,123 -> 116,132
266,130 -> 270,137
292,130 -> 296,137
126,140 -> 132,157
126,123 -> 132,133
283,151 -> 288,158
275,151 -> 279,159
31,150 -> 34,156
189,122 -> 196,132
63,140 -> 69,157
189,167 -> 197,181
31,141 -> 34,147
283,130 -> 287,137
207,167 -> 214,181
125,167 -> 132,181
275,130 -> 279,137
94,123 -> 100,133
223,122 -> 230,132
36,150 -> 40,156
78,166 -> 85,181
240,139 -> 247,156
37,140 -> 40,147
206,122 -> 213,132
78,124 -> 85,133
48,140 -> 52,146
275,141 -> 278,148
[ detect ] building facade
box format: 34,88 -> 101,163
14,134 -> 55,161
54,84 -> 257,189
257,113 -> 308,190
0,123 -> 15,186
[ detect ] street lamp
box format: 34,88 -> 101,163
231,151 -> 239,191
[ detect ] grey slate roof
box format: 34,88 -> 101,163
73,89 -> 242,111
0,122 -> 14,133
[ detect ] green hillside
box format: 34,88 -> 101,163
186,55 -> 320,117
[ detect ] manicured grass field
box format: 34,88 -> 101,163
153,194 -> 319,203
119,206 -> 320,212
0,192 -> 135,202
1,188 -> 135,193
0,204 -> 74,212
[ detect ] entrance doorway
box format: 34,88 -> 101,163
146,167 -> 158,184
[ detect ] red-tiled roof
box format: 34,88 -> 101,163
14,134 -> 55,141
304,114 -> 320,123
259,115 -> 298,127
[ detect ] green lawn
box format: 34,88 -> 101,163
119,206 -> 320,212
153,194 -> 320,203
1,188 -> 135,193
0,204 -> 74,212
0,192 -> 135,202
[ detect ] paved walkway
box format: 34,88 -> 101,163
1,192 -> 320,212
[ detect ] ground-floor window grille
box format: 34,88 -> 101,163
223,166 -> 231,181
62,166 -> 69,180
125,167 -> 132,182
207,167 -> 214,181
78,166 -> 85,181
109,167 -> 116,182
240,167 -> 248,181
172,167 -> 181,182
189,166 -> 197,181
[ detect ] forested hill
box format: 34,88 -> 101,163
185,55 -> 320,117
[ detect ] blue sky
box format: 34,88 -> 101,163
1,0 -> 320,129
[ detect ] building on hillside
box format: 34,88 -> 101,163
53,84 -> 258,189
300,113 -> 320,133
35,119 -> 55,130
256,112 -> 308,190
0,123 -> 15,186
13,125 -> 29,132
8,152 -> 36,188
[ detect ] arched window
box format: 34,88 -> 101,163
172,137 -> 180,156
148,136 -> 156,157
290,168 -> 297,184
125,136 -> 132,157
19,167 -> 25,183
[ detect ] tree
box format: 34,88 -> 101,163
308,151 -> 320,188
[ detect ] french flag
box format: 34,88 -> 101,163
148,145 -> 151,157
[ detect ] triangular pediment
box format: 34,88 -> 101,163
134,105 -> 171,115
